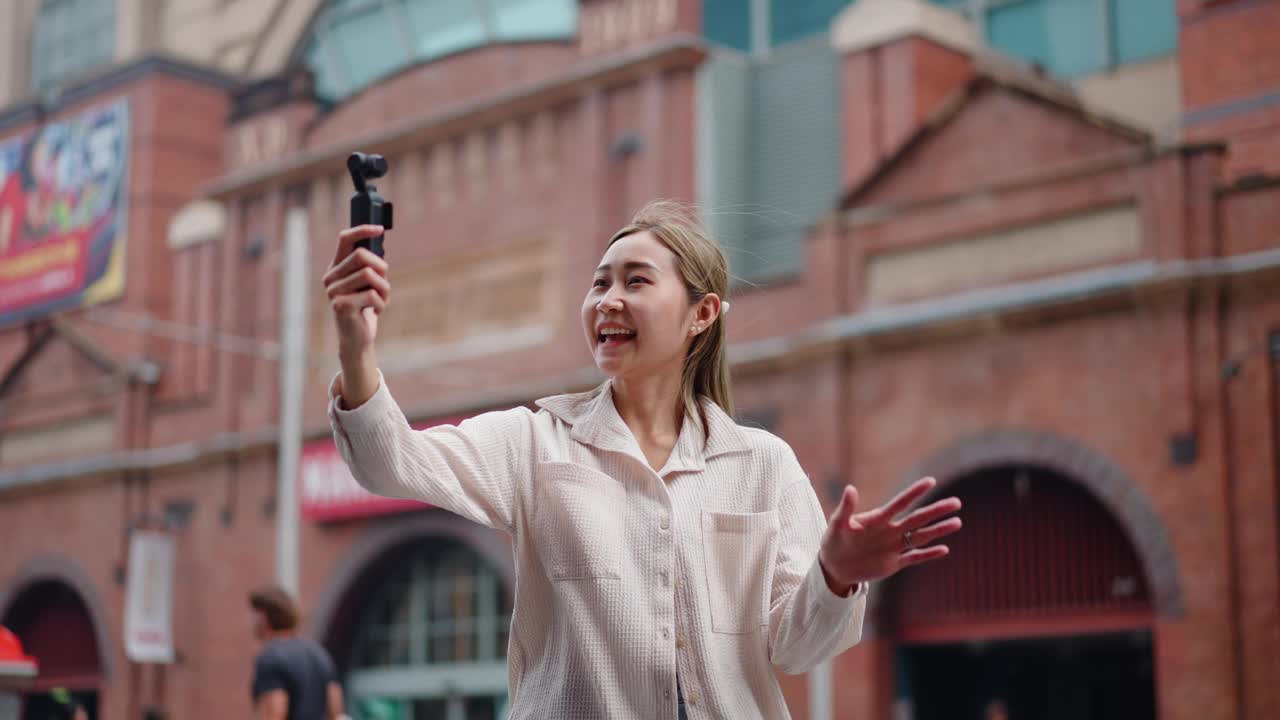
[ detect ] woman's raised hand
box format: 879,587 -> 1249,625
817,477 -> 962,595
322,225 -> 391,359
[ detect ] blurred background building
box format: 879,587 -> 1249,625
0,0 -> 1277,718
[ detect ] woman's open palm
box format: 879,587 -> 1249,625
818,477 -> 962,592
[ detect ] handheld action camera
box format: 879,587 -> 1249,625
348,152 -> 393,258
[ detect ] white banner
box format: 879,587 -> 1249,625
124,530 -> 175,663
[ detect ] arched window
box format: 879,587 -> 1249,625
885,466 -> 1157,720
4,580 -> 105,717
301,0 -> 578,102
31,0 -> 116,94
345,539 -> 513,719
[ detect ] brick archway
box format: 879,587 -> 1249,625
0,554 -> 114,681
309,512 -> 514,646
867,429 -> 1184,625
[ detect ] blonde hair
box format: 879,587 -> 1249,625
608,200 -> 733,429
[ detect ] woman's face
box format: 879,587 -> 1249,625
582,231 -> 700,381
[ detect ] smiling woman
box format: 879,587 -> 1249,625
584,203 -> 731,440
321,200 -> 962,719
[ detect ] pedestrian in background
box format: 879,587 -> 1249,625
249,587 -> 346,720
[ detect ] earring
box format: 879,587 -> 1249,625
691,325 -> 699,334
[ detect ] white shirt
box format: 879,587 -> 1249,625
329,375 -> 867,719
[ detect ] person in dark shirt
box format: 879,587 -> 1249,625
249,586 -> 346,720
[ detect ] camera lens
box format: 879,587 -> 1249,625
348,152 -> 387,179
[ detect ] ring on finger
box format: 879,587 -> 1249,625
903,528 -> 916,551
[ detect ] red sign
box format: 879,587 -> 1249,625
300,415 -> 469,522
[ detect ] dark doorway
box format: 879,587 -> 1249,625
3,581 -> 104,720
899,630 -> 1155,720
21,690 -> 99,720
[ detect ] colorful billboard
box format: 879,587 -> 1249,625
0,98 -> 129,326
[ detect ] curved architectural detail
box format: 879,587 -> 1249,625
0,554 -> 115,680
875,429 -> 1185,618
297,0 -> 579,101
309,511 -> 514,640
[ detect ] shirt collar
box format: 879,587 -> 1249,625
535,380 -> 751,473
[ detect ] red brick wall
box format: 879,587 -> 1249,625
1179,0 -> 1280,111
1188,103 -> 1280,181
0,450 -> 282,719
0,477 -> 131,717
812,305 -> 1238,719
840,37 -> 974,190
294,64 -> 702,426
1180,0 -> 1280,179
857,86 -> 1138,209
306,42 -> 583,151
1221,285 -> 1280,720
143,456 -> 280,720
1221,185 -> 1280,257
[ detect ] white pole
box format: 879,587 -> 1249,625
809,659 -> 832,720
276,207 -> 308,596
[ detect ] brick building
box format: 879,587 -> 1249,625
0,0 -> 1277,719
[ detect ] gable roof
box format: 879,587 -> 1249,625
840,54 -> 1154,210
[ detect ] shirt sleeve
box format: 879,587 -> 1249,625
327,371 -> 532,533
766,461 -> 869,674
251,652 -> 287,699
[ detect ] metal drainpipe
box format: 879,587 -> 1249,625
1204,156 -> 1247,719
833,208 -> 858,720
1216,285 -> 1247,719
275,207 -> 309,597
1213,268 -> 1247,720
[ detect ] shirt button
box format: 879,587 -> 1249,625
664,689 -> 671,699
660,516 -> 670,530
688,691 -> 701,705
676,636 -> 686,649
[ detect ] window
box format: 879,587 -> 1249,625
699,2 -> 848,282
1110,0 -> 1178,65
703,0 -> 753,53
769,0 -> 852,47
31,0 -> 116,94
351,544 -> 511,668
347,540 -> 512,720
302,0 -> 578,102
490,0 -> 578,39
934,0 -> 1177,78
703,0 -> 851,54
698,37 -> 842,283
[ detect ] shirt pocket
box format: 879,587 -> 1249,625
701,509 -> 780,634
533,461 -> 625,581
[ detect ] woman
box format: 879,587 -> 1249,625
324,201 -> 961,719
